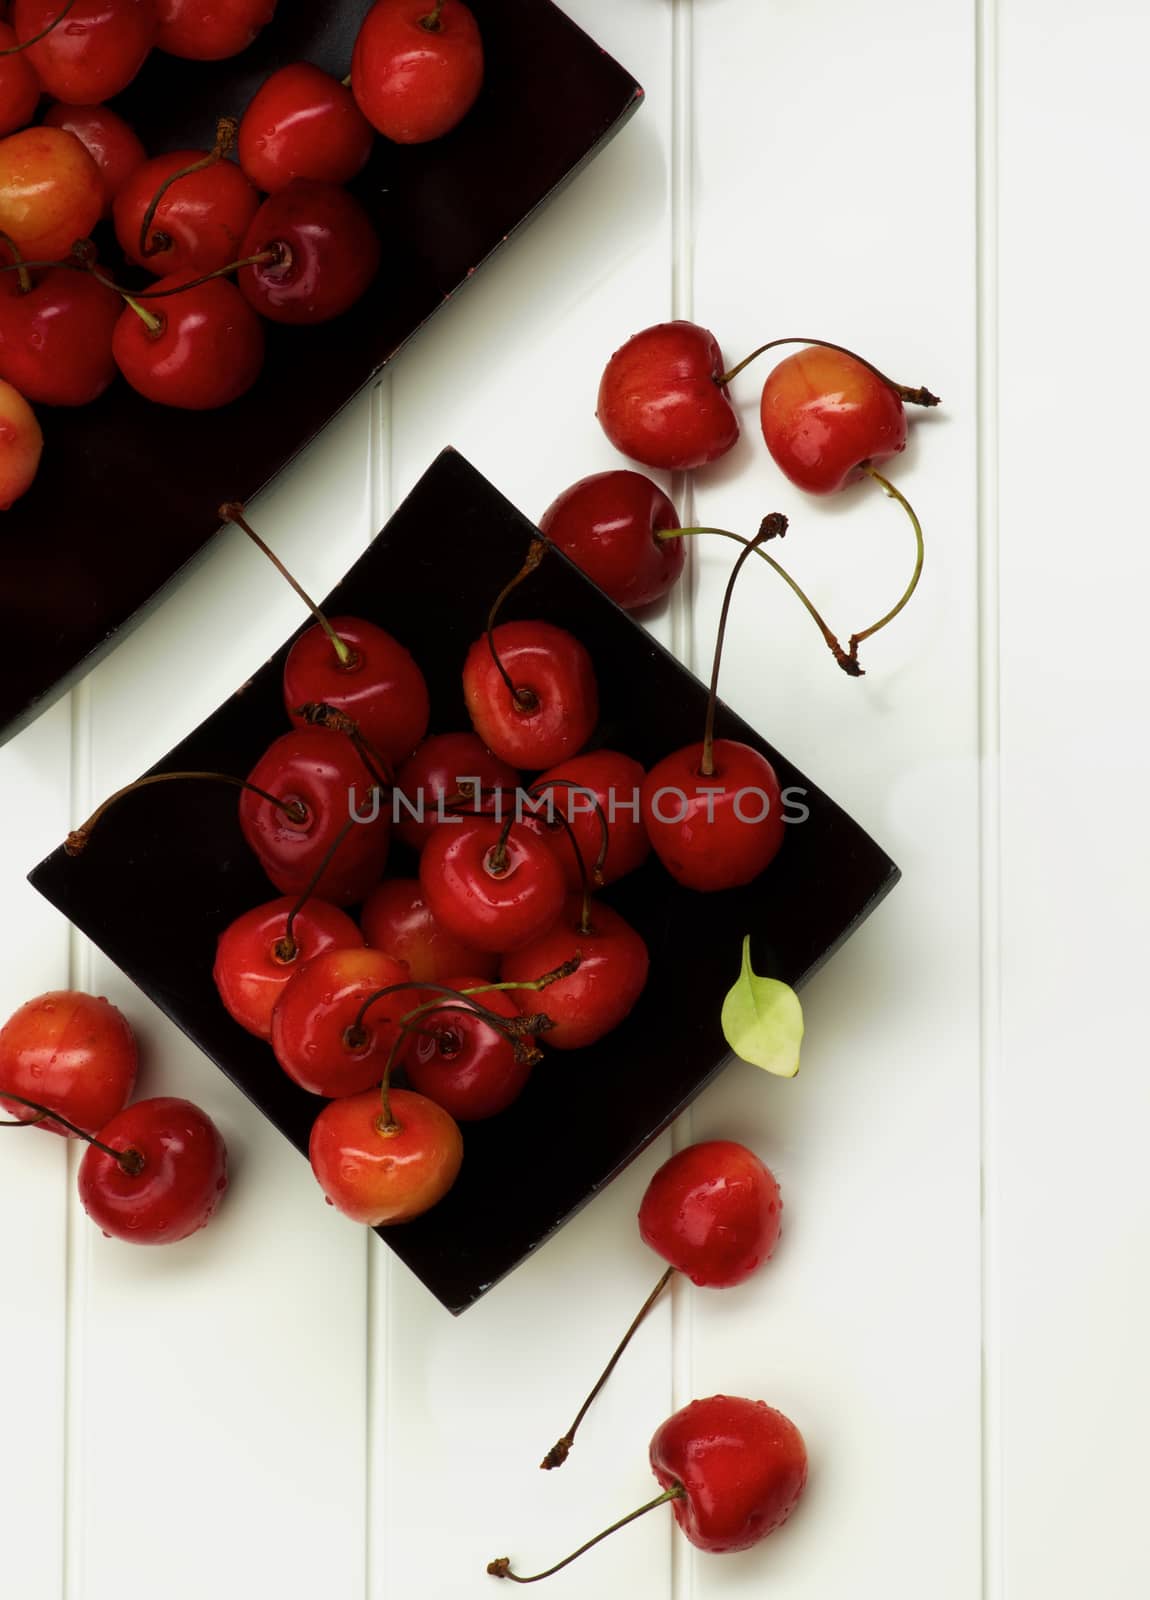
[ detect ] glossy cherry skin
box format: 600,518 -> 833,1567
639,1141 -> 782,1288
403,975 -> 531,1121
270,946 -> 412,1098
0,21 -> 41,137
394,732 -> 519,853
43,101 -> 146,216
650,1395 -> 807,1554
641,739 -> 784,892
0,125 -> 102,257
114,147 -> 259,276
14,0 -> 157,105
0,263 -> 121,404
78,1097 -> 228,1245
463,620 -> 598,770
239,63 -> 374,193
539,470 -> 684,610
284,615 -> 429,767
527,749 -> 650,892
420,816 -> 566,954
501,896 -> 649,1050
0,990 -> 136,1136
213,896 -> 364,1040
351,0 -> 484,146
155,0 -> 274,59
238,181 -> 381,326
761,345 -> 908,494
112,275 -> 265,410
239,726 -> 391,906
598,322 -> 739,471
309,1084 -> 462,1225
361,878 -> 498,983
0,374 -> 41,507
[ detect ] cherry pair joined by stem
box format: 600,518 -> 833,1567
0,988 -> 136,1135
351,0 -> 484,146
490,1394 -> 807,1582
542,1140 -> 781,1468
155,0 -> 277,62
12,0 -> 156,106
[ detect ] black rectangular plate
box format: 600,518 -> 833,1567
29,450 -> 900,1314
0,0 -> 642,746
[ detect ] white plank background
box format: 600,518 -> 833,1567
2,2 -> 1147,1596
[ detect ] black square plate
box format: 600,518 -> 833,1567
29,450 -> 899,1313
0,0 -> 641,746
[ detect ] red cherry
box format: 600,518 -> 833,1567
641,739 -> 784,892
239,726 -> 391,907
270,946 -> 411,1098
539,471 -> 684,610
650,1395 -> 807,1554
156,0 -> 275,60
283,614 -> 428,767
420,815 -> 565,954
0,990 -> 136,1136
43,101 -> 146,216
112,275 -> 266,410
213,895 -> 364,1039
13,0 -> 156,105
638,1141 -> 782,1288
0,374 -> 42,507
351,0 -> 484,146
77,1096 -> 228,1245
528,749 -> 649,891
402,975 -> 531,1121
361,878 -> 498,983
309,1084 -> 462,1224
114,147 -> 259,276
500,896 -> 648,1050
0,260 -> 121,404
0,20 -> 41,137
463,621 -> 598,770
238,181 -> 381,326
393,732 -> 518,853
760,344 -> 908,494
0,124 -> 103,258
597,321 -> 739,471
238,63 -> 374,194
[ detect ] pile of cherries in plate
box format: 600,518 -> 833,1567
0,0 -> 486,506
541,320 -> 940,676
64,492 -> 793,1235
0,986 -> 228,1243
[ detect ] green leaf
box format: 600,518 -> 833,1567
720,936 -> 804,1078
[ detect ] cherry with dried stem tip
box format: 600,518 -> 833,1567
0,1091 -> 144,1175
717,333 -> 940,408
0,0 -> 79,54
140,117 -> 239,260
292,700 -> 395,792
220,502 -> 356,670
485,538 -> 547,712
488,1488 -> 685,1584
420,1 -> 447,27
64,771 -> 307,857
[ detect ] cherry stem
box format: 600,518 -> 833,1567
220,503 -> 354,669
717,335 -> 941,407
0,1092 -> 144,1174
275,815 -> 360,961
122,292 -> 163,336
292,702 -> 394,792
526,778 -> 608,934
844,466 -> 925,666
486,541 -> 547,714
140,117 -> 238,260
91,247 -> 283,303
65,772 -> 307,857
701,514 -> 787,776
488,1486 -> 685,1583
0,0 -> 79,54
541,1265 -> 676,1470
658,524 -> 857,675
420,1 -> 447,28
0,231 -> 31,295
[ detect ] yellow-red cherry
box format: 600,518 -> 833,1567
760,344 -> 908,494
270,946 -> 411,1098
309,1085 -> 462,1225
213,896 -> 364,1040
0,124 -> 103,258
0,990 -> 136,1137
